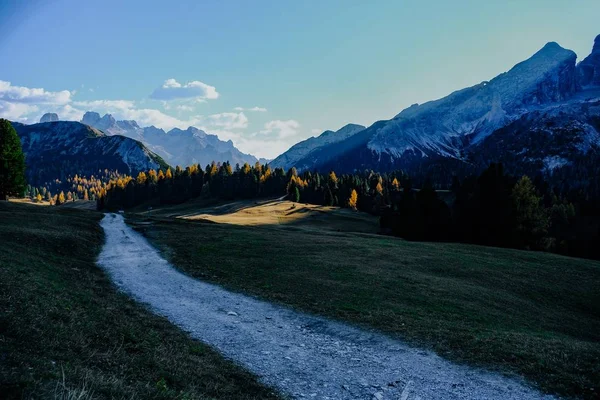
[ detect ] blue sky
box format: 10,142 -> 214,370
0,0 -> 599,158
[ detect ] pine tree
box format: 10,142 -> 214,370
0,119 -> 26,199
511,176 -> 549,249
324,187 -> 334,206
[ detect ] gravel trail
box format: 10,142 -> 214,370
97,213 -> 555,400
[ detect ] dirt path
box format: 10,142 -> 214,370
97,213 -> 555,400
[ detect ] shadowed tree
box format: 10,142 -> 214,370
0,119 -> 26,200
512,175 -> 549,249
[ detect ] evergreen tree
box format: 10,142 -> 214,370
0,119 -> 26,199
512,176 -> 549,249
324,187 -> 334,206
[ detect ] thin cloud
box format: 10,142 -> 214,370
150,78 -> 219,101
234,106 -> 267,112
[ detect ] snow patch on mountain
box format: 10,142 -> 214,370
543,156 -> 569,172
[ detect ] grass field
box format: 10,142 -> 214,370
0,202 -> 278,399
128,205 -> 600,399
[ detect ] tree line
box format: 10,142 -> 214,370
24,170 -> 125,205
99,161 -> 600,260
96,162 -> 289,210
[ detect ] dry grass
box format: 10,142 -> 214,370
139,197 -> 379,233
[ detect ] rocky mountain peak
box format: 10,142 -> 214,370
40,113 -> 59,123
81,111 -> 101,126
577,34 -> 600,87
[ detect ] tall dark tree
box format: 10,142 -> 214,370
0,119 -> 26,200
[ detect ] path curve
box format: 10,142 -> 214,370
97,213 -> 555,400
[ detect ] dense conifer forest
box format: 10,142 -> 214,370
96,161 -> 600,260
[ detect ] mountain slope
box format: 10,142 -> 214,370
289,35 -> 600,180
270,123 -> 365,170
13,121 -> 168,185
80,112 -> 258,168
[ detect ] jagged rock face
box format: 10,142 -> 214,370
12,121 -> 167,185
94,113 -> 118,131
472,100 -> 600,175
578,35 -> 600,87
39,113 -> 59,123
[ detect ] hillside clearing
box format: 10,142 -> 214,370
138,197 -> 380,233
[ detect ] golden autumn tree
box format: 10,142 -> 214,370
328,171 -> 338,188
348,189 -> 358,210
136,171 -> 147,185
57,191 -> 65,205
392,177 -> 400,191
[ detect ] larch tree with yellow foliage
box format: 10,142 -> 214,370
348,189 -> 358,210
136,171 -> 147,185
57,191 -> 65,205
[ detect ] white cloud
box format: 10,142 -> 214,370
73,99 -> 135,111
0,101 -> 39,122
234,106 -> 267,112
204,112 -> 248,130
150,78 -> 219,101
176,104 -> 194,112
259,119 -> 300,139
0,80 -> 71,105
0,79 -> 296,159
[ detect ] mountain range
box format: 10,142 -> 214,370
274,34 -> 600,182
12,121 -> 167,186
79,111 -> 260,168
19,34 -> 600,189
